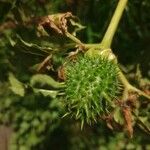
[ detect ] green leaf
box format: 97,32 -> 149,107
8,73 -> 25,97
16,35 -> 53,52
33,88 -> 58,98
19,122 -> 30,134
70,19 -> 86,36
30,74 -> 65,89
113,107 -> 124,125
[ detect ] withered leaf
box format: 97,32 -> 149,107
122,107 -> 133,138
58,66 -> 66,81
37,55 -> 52,72
37,12 -> 84,36
103,115 -> 114,130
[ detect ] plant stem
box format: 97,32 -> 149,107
118,69 -> 150,100
101,0 -> 128,48
118,69 -> 132,89
65,32 -> 84,46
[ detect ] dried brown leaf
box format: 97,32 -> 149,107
58,66 -> 66,81
37,55 -> 52,73
101,114 -> 114,130
37,12 -> 78,36
122,107 -> 133,138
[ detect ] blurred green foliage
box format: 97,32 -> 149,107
0,0 -> 150,150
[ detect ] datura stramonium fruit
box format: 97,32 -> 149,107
64,55 -> 120,126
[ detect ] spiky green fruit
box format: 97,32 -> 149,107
64,55 -> 120,126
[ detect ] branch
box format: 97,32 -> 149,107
118,69 -> 150,101
101,0 -> 128,48
65,32 -> 84,46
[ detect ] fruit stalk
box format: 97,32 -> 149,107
101,0 -> 128,48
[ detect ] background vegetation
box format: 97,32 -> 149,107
0,0 -> 150,150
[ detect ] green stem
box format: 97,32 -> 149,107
65,32 -> 84,46
118,69 -> 132,89
118,69 -> 150,100
101,0 -> 128,48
